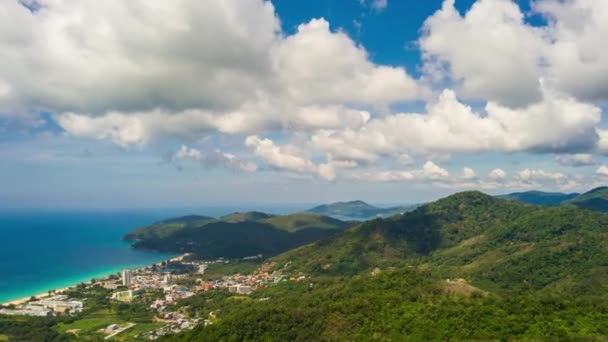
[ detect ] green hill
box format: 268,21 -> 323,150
498,190 -> 579,206
123,215 -> 216,241
123,212 -> 351,259
219,211 -> 276,222
167,191 -> 608,341
277,191 -> 608,293
564,186 -> 608,212
262,213 -> 350,232
307,200 -> 417,219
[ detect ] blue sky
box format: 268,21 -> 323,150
1,0 -> 608,208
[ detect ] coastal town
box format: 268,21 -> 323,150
0,254 -> 301,340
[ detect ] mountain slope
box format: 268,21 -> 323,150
275,191 -> 608,294
564,186 -> 608,212
123,215 -> 216,241
167,191 -> 608,341
220,211 -> 276,222
307,200 -> 416,219
124,212 -> 352,259
498,190 -> 579,206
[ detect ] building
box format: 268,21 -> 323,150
111,289 -> 139,301
27,295 -> 84,315
228,284 -> 253,295
0,308 -> 53,317
122,269 -> 132,286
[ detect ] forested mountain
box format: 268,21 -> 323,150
168,191 -> 608,340
498,187 -> 608,213
498,190 -> 579,206
123,212 -> 352,259
564,186 -> 608,212
307,200 -> 417,219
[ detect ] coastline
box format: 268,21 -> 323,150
1,253 -> 186,306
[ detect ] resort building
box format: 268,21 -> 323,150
122,269 -> 132,286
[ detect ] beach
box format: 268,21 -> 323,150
1,254 -> 188,307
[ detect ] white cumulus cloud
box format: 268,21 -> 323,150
174,145 -> 257,173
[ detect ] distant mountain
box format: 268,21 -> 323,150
123,215 -> 216,241
172,191 -> 608,341
498,190 -> 579,206
275,191 -> 608,293
123,212 -> 352,259
564,186 -> 608,212
498,187 -> 608,212
307,200 -> 417,219
220,211 -> 276,222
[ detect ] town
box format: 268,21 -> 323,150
0,254 -> 303,340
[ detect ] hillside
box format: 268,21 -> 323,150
307,200 -> 416,219
123,215 -> 216,241
124,212 -> 351,259
565,186 -> 608,212
275,191 -> 608,294
498,190 -> 578,206
167,191 -> 608,341
261,213 -> 351,232
219,211 -> 276,222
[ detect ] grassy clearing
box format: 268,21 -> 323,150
116,322 -> 165,341
56,309 -> 126,336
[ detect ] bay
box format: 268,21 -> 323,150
0,205 -> 303,303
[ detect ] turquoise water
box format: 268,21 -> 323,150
0,206 -> 304,303
0,210 -> 184,303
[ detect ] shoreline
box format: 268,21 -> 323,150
1,253 -> 187,307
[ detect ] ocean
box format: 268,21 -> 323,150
0,205 -> 306,303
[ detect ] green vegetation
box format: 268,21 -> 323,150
0,316 -> 73,341
564,186 -> 608,212
219,211 -> 275,222
307,200 -> 417,219
203,261 -> 261,278
166,191 -> 608,340
498,190 -> 579,206
500,187 -> 608,212
166,266 -> 608,341
125,212 -> 352,259
261,213 -> 350,232
6,189 -> 608,340
123,215 -> 215,241
0,284 -> 166,341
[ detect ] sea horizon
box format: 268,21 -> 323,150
0,205 -> 307,304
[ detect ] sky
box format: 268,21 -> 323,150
2,0 -> 608,208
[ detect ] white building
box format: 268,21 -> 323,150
122,269 -> 132,286
0,308 -> 53,317
228,284 -> 253,295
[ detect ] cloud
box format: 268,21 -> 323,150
555,154 -> 594,167
1,0 -> 280,115
421,161 -> 449,179
488,168 -> 507,180
398,154 -> 415,166
245,135 -> 353,181
359,0 -> 388,12
352,160 -> 448,182
420,0 -> 544,106
307,87 -> 601,161
173,145 -> 257,173
420,0 -> 608,106
517,168 -> 565,182
596,165 -> 608,177
0,1 -> 423,145
462,167 -> 476,180
535,0 -> 608,102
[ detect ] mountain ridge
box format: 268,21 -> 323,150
307,199 -> 417,219
123,211 -> 352,259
